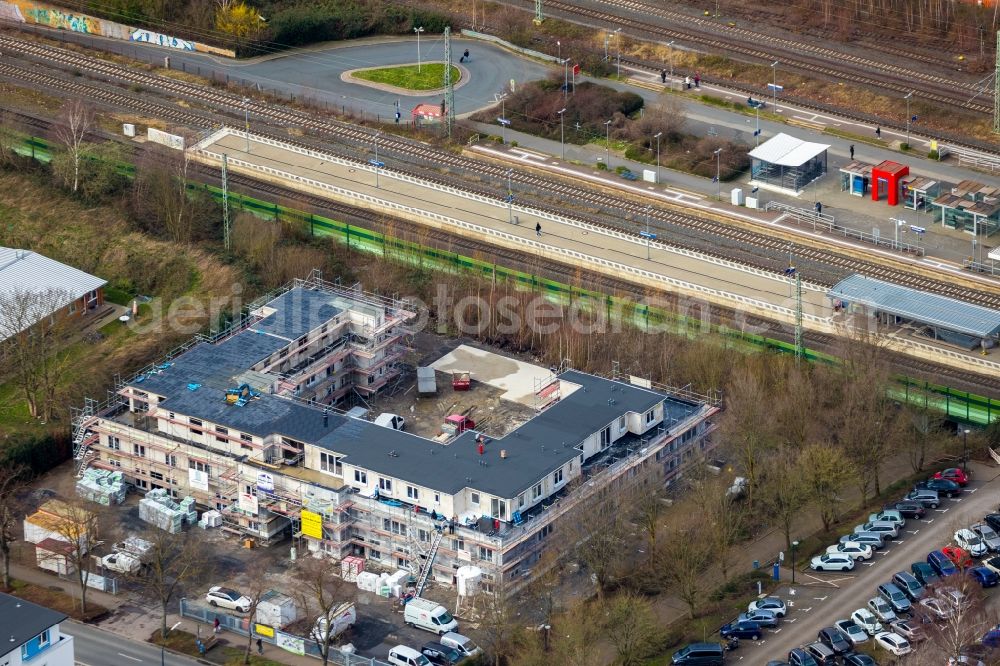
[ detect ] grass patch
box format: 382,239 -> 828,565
823,126 -> 888,148
351,63 -> 460,91
6,578 -> 108,621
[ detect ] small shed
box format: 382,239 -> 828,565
748,132 -> 829,193
416,367 -> 437,394
256,590 -> 298,629
871,160 -> 909,205
412,103 -> 443,124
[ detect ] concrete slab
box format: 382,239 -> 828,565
429,344 -> 577,406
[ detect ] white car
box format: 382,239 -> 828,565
101,552 -> 141,574
747,596 -> 787,617
868,597 -> 897,624
918,597 -> 954,620
205,586 -> 251,612
827,541 -> 873,561
874,631 -> 911,656
955,529 -> 989,557
833,618 -> 870,646
850,608 -> 884,636
811,553 -> 855,572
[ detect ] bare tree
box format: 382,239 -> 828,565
698,480 -> 747,582
131,528 -> 212,639
33,499 -> 105,612
0,288 -> 76,421
719,364 -> 777,510
292,557 -> 353,666
0,466 -> 26,590
476,570 -> 519,666
566,488 -> 630,599
240,557 -> 271,665
656,523 -> 712,618
760,446 -> 809,551
919,579 -> 998,663
901,398 -> 946,473
53,100 -> 93,194
798,442 -> 854,532
604,591 -> 661,666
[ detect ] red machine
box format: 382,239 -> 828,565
451,370 -> 471,391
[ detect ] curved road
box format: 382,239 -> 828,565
6,24 -> 552,117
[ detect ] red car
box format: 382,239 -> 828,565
933,468 -> 968,486
942,545 -> 973,570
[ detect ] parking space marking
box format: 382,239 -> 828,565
922,519 -> 934,524
814,596 -> 828,601
786,617 -> 798,623
954,498 -> 964,503
966,488 -> 978,494
905,529 -> 920,534
801,607 -> 813,612
934,509 -> 949,513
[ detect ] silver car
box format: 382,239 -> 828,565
972,523 -> 1000,552
840,532 -> 885,550
853,521 -> 899,540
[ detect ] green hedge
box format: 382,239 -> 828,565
1,432 -> 72,478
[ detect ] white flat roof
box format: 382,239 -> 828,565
989,246 -> 1000,261
749,132 -> 829,167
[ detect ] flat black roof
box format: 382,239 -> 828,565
315,369 -> 700,498
0,593 -> 67,658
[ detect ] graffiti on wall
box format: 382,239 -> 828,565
0,0 -> 233,56
129,28 -> 194,51
23,6 -> 96,33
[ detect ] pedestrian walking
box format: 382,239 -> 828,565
815,201 -> 823,215
256,638 -> 263,655
464,49 -> 470,61
535,222 -> 542,237
660,68 -> 667,83
694,72 -> 701,88
875,125 -> 881,139
213,617 -> 220,635
684,75 -> 691,89
849,144 -> 854,160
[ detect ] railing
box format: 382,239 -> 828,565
947,144 -> 1000,173
765,201 -> 925,255
196,132 -> 826,325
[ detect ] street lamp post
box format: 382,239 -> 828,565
370,132 -> 383,188
770,61 -> 779,112
557,108 -> 566,160
713,147 -> 722,200
497,93 -> 509,144
414,26 -> 425,73
791,541 -> 799,585
962,428 -> 971,469
904,91 -> 914,147
242,97 -> 250,152
605,119 -> 613,169
890,217 -> 906,251
666,41 -> 675,81
644,205 -> 652,259
506,168 -> 513,224
654,131 -> 662,184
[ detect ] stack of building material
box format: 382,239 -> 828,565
198,510 -> 222,529
255,590 -> 298,629
75,469 -> 128,505
385,569 -> 410,598
340,556 -> 365,582
138,489 -> 196,533
355,571 -> 380,592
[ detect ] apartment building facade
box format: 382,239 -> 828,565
75,278 -> 719,587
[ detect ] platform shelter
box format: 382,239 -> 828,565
749,133 -> 829,193
900,175 -> 939,212
930,180 -> 1000,236
839,160 -> 874,197
828,274 -> 1000,351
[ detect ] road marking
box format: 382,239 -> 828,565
787,617 -> 798,623
935,509 -> 949,513
814,596 -> 828,601
117,654 -> 142,663
802,607 -> 813,612
922,519 -> 934,524
967,488 -> 978,494
773,628 -> 782,633
954,498 -> 964,503
863,562 -> 876,567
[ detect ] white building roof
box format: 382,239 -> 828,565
749,132 -> 829,167
0,248 -> 106,338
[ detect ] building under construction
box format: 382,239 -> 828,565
73,275 -> 720,589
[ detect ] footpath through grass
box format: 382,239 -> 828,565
351,63 -> 460,91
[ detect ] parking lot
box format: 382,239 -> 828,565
727,462 -> 1000,663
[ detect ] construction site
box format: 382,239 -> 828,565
68,273 -> 721,592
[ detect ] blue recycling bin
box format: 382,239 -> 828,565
773,562 -> 780,581
753,560 -> 759,569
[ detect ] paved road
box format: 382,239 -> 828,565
735,462 -> 1000,663
68,619 -> 200,666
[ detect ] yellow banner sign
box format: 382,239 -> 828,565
301,509 -> 323,539
254,623 -> 274,638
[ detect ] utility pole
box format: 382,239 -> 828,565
242,97 -> 250,152
615,28 -> 622,79
713,147 -> 722,200
414,26 -> 424,73
557,108 -> 566,160
995,30 -> 1000,134
443,27 -> 455,137
506,169 -> 514,224
904,91 -> 914,147
654,131 -> 662,184
795,271 -> 804,363
534,0 -> 543,24
221,153 -> 230,252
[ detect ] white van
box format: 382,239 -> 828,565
387,645 -> 430,666
440,631 -> 482,657
374,412 -> 405,431
403,597 -> 458,635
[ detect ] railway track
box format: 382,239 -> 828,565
5,101 -> 999,393
527,0 -> 992,114
3,35 -> 1000,313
